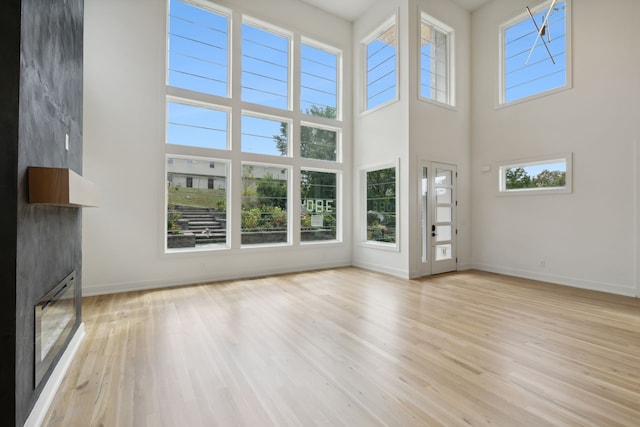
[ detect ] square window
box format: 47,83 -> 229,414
300,124 -> 337,162
242,19 -> 290,110
501,1 -> 570,104
241,164 -> 289,245
241,113 -> 289,156
420,13 -> 454,106
301,41 -> 338,119
166,157 -> 229,251
167,0 -> 229,97
364,16 -> 398,111
301,170 -> 337,242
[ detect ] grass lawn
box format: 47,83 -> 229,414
168,187 -> 226,209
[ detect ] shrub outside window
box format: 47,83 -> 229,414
301,170 -> 337,242
365,166 -> 397,244
241,164 -> 289,245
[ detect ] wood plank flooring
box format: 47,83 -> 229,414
42,268 -> 640,426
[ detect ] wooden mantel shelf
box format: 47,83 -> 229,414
28,167 -> 100,208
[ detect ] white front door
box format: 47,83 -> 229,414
420,162 -> 457,275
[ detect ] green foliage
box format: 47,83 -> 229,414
274,105 -> 337,160
505,167 -> 566,190
241,208 -> 262,230
256,174 -> 287,209
167,212 -> 182,233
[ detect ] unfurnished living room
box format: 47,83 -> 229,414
2,0 -> 640,426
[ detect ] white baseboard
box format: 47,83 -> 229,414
351,261 -> 410,279
24,323 -> 85,427
83,261 -> 353,296
472,263 -> 637,297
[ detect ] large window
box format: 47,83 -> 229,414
364,16 -> 398,112
420,13 -> 453,106
165,0 -> 342,251
365,166 -> 397,245
501,1 -> 570,104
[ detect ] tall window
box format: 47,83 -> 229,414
420,13 -> 453,106
301,41 -> 338,119
364,16 -> 397,111
167,0 -> 229,97
241,19 -> 290,110
165,0 -> 343,251
501,1 -> 570,104
365,166 -> 397,245
241,164 -> 289,245
167,157 -> 229,250
301,170 -> 337,242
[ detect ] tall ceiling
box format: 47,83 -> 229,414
299,0 -> 492,21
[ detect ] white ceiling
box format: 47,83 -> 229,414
300,0 -> 492,21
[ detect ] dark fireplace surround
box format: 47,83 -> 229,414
0,0 -> 85,425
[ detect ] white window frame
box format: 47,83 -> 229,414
362,13 -> 399,114
498,152 -> 572,195
300,37 -> 342,121
240,162 -> 292,247
164,0 -> 344,254
300,167 -> 342,245
419,11 -> 455,108
241,16 -> 294,111
361,160 -> 400,251
166,0 -> 232,98
498,0 -> 572,107
165,154 -> 231,252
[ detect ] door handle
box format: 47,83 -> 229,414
431,224 -> 437,237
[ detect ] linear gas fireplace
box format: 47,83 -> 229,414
34,270 -> 77,387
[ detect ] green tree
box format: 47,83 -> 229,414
274,105 -> 337,160
256,173 -> 287,209
505,167 -> 532,189
533,169 -> 566,188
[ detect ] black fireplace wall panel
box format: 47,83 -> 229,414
0,0 -> 84,425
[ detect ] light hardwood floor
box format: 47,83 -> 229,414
42,268 -> 640,426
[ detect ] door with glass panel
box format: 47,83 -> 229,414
421,162 -> 457,275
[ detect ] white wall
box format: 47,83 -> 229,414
82,0 -> 353,295
470,0 -> 640,296
408,0 -> 471,276
352,0 -> 471,278
351,0 -> 411,277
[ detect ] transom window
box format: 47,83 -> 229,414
500,0 -> 570,104
363,15 -> 398,112
165,0 -> 342,251
420,13 -> 453,106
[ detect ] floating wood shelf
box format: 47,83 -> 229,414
28,167 -> 100,208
